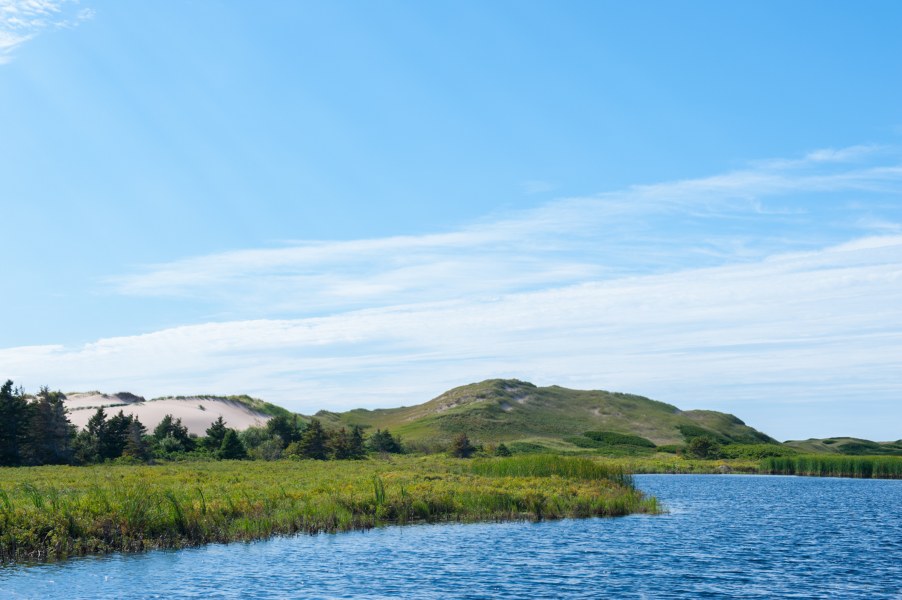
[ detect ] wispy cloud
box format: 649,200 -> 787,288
111,146 -> 902,318
0,0 -> 93,63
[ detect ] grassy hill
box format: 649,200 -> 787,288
317,379 -> 776,451
785,437 -> 902,456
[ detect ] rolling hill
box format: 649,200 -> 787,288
317,378 -> 777,449
784,437 -> 902,456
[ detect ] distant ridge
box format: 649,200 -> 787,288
318,378 -> 777,449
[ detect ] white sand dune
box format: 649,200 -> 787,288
65,393 -> 272,435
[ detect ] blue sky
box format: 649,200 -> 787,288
2,1 -> 902,441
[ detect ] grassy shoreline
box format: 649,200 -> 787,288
0,455 -> 657,563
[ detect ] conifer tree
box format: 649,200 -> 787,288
204,416 -> 228,451
349,425 -> 366,459
367,429 -> 402,454
329,427 -> 352,459
24,387 -> 75,465
449,432 -> 476,458
218,429 -> 248,460
122,419 -> 150,462
495,442 -> 512,457
296,419 -> 328,460
0,380 -> 30,466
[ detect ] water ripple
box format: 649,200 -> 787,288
1,475 -> 901,599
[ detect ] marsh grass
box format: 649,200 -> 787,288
0,456 -> 658,563
762,455 -> 902,478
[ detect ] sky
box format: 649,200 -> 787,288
2,1 -> 902,441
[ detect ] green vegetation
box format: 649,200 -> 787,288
0,455 -> 659,562
784,437 -> 902,456
327,379 -> 777,449
762,455 -> 902,478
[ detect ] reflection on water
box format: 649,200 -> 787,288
1,475 -> 901,599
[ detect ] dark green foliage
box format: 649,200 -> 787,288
449,432 -> 476,458
153,414 -> 195,454
329,427 -> 353,459
122,419 -> 150,462
495,442 -> 512,457
329,426 -> 367,459
266,414 -> 302,449
367,429 -> 403,454
564,435 -> 604,448
203,416 -> 229,451
0,380 -> 31,466
292,419 -> 328,460
350,425 -> 366,458
655,444 -> 682,454
217,430 -> 248,460
76,407 -> 147,463
105,411 -> 137,460
720,444 -> 797,459
678,424 -> 728,445
685,436 -> 721,459
24,388 -> 75,465
583,431 -> 656,448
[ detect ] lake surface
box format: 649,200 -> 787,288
2,475 -> 901,598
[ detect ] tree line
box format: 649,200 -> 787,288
0,381 -> 404,467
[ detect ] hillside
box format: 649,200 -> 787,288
64,392 -> 274,436
319,379 -> 776,449
785,437 -> 902,456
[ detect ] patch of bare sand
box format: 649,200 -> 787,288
66,396 -> 271,435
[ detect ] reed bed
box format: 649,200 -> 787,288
470,454 -> 634,486
762,455 -> 902,479
0,455 -> 658,563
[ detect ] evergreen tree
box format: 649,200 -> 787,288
266,414 -> 302,449
105,411 -> 135,460
0,381 -> 30,466
367,429 -> 402,454
329,427 -> 352,460
24,387 -> 75,465
449,432 -> 476,458
153,414 -> 195,453
218,429 -> 248,460
122,419 -> 150,462
349,425 -> 366,459
78,406 -> 109,463
295,419 -> 328,460
495,442 -> 512,457
204,416 -> 229,451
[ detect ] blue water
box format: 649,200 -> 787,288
2,475 -> 901,599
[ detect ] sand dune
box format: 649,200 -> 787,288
65,393 -> 272,435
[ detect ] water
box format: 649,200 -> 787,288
2,475 -> 901,599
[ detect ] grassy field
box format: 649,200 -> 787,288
0,455 -> 658,563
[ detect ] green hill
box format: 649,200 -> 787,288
785,437 -> 902,456
317,379 -> 776,451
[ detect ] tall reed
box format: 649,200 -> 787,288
762,455 -> 902,479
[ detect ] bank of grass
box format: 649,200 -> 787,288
0,455 -> 658,563
762,455 -> 902,478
